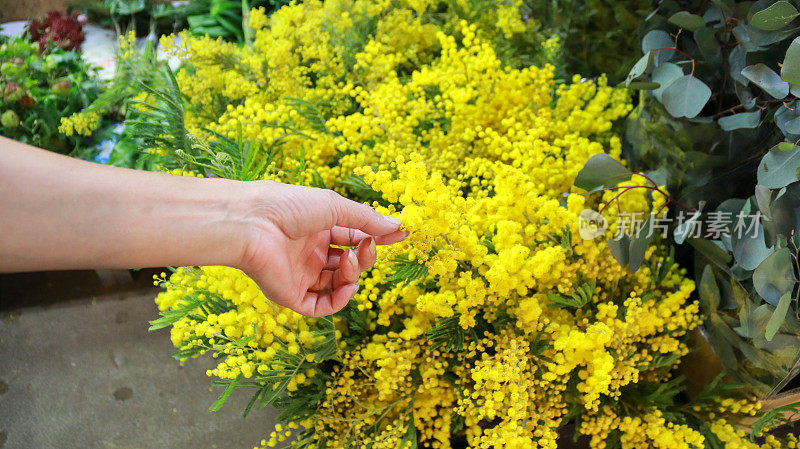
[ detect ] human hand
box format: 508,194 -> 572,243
235,181 -> 407,317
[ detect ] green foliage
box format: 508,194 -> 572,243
607,0 -> 800,399
69,0 -> 189,38
385,254 -> 429,286
749,400 -> 800,440
185,0 -> 292,44
573,153 -> 632,191
522,0 -> 652,81
547,279 -> 596,309
0,35 -> 108,155
71,0 -> 290,43
209,316 -> 338,417
426,315 -> 478,352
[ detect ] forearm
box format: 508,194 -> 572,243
0,136 -> 250,272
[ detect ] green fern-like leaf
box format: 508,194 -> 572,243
385,254 -> 428,286
427,315 -> 477,352
285,97 -> 331,135
749,401 -> 800,440
547,279 -> 596,309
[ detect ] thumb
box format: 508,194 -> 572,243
327,190 -> 402,236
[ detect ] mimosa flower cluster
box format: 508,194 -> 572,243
137,0 -> 792,447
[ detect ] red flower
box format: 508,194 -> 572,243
27,11 -> 85,54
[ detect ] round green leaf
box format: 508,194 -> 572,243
732,211 -> 772,271
651,62 -> 684,102
751,1 -> 799,31
695,27 -> 722,67
718,111 -> 761,131
661,75 -> 712,118
642,30 -> 675,64
574,154 -> 632,191
741,63 -> 790,99
753,248 -> 797,306
729,46 -> 747,85
669,11 -> 707,31
782,36 -> 800,85
757,143 -> 800,189
784,116 -> 800,134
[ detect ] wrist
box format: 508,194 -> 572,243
193,178 -> 260,270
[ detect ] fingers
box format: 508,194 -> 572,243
356,236 -> 377,270
299,283 -> 358,317
334,248 -> 360,287
329,226 -> 370,246
330,226 -> 409,246
328,191 -> 402,236
310,239 -> 375,293
374,229 -> 410,245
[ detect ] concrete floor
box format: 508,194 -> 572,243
0,288 -> 278,449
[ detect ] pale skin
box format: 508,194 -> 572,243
0,136 -> 408,317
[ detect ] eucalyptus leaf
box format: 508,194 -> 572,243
642,29 -> 675,65
608,234 -> 631,268
718,111 -> 760,131
627,81 -> 661,90
782,36 -> 800,85
764,182 -> 800,244
733,24 -> 767,52
732,212 -> 772,271
765,292 -> 793,341
734,82 -> 757,110
757,143 -> 800,188
753,248 -> 796,306
626,51 -> 656,86
746,25 -> 800,46
688,238 -> 733,270
775,103 -> 800,138
628,215 -> 654,273
651,62 -> 684,102
784,116 -> 800,135
699,265 -> 721,313
675,210 -> 702,245
695,27 -> 722,67
754,184 -> 773,219
574,154 -> 632,191
729,46 -> 748,85
661,75 -> 712,118
750,1 -> 799,31
669,11 -> 707,31
742,63 -> 790,99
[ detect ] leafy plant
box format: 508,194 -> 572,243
0,34 -> 109,155
575,0 -> 800,399
69,0 -> 188,39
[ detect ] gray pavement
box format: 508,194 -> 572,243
0,289 -> 278,449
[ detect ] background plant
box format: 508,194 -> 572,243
585,0 -> 800,399
69,0 -> 291,43
86,0 -> 800,447
0,32 -> 110,155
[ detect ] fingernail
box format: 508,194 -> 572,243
367,237 -> 376,256
344,283 -> 359,298
347,249 -> 359,267
383,215 -> 401,227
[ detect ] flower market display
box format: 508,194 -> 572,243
0,12 -> 110,155
59,0 -> 798,447
13,0 -> 800,447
